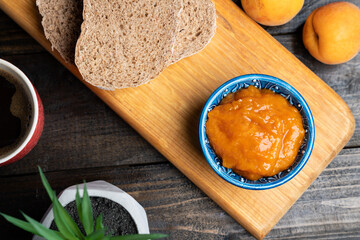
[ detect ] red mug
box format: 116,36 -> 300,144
0,59 -> 44,166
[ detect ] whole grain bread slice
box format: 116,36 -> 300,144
171,0 -> 216,63
36,0 -> 83,63
75,0 -> 183,89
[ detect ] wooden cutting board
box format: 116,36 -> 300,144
0,0 -> 355,239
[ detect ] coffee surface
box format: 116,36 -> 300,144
0,70 -> 32,156
0,76 -> 21,148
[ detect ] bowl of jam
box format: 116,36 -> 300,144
199,74 -> 315,190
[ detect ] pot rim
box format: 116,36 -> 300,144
33,180 -> 149,240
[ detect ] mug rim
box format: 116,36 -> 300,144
0,59 -> 39,164
199,74 -> 315,190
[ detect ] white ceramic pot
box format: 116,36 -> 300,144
33,181 -> 149,240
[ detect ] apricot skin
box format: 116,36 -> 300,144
241,0 -> 304,26
303,2 -> 360,65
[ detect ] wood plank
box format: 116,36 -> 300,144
0,0 -> 355,238
0,53 -> 165,176
0,10 -> 43,55
1,148 -> 359,239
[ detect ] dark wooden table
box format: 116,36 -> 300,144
0,0 -> 359,239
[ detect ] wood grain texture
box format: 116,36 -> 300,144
0,11 -> 43,55
0,148 -> 359,239
0,54 -> 164,176
0,0 -> 356,239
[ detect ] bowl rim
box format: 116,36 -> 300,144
199,74 -> 315,190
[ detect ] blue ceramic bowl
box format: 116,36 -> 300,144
199,74 -> 315,190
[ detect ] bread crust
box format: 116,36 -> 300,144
37,0 -> 83,63
171,0 -> 217,63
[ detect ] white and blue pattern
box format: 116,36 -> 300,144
199,74 -> 315,190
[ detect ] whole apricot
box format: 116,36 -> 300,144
241,0 -> 304,26
303,2 -> 360,65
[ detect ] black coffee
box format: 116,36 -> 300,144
0,76 -> 21,147
0,70 -> 32,156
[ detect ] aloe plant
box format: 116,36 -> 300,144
1,167 -> 167,240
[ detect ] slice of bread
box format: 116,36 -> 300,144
75,0 -> 183,89
171,0 -> 216,63
36,0 -> 83,63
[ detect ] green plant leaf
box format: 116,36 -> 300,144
38,166 -> 84,239
21,211 -> 64,240
81,182 -> 94,235
52,203 -> 76,240
110,234 -> 168,240
84,228 -> 106,240
51,191 -> 81,240
76,185 -> 83,225
0,212 -> 39,235
38,166 -> 55,201
95,214 -> 104,231
52,191 -> 85,240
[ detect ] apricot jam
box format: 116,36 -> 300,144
206,85 -> 305,181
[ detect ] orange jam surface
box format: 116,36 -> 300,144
206,85 -> 305,181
